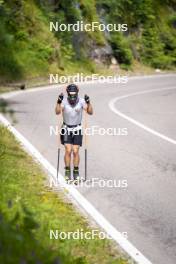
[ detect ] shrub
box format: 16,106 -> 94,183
110,33 -> 133,66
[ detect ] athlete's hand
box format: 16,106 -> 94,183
84,94 -> 90,104
57,93 -> 64,104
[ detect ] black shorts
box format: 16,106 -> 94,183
60,125 -> 83,146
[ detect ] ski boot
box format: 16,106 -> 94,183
73,167 -> 81,184
65,166 -> 71,182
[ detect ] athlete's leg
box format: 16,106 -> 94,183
72,145 -> 80,167
64,143 -> 72,167
72,145 -> 80,180
64,143 -> 72,179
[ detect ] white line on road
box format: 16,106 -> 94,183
0,114 -> 152,264
109,86 -> 176,145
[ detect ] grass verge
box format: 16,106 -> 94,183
0,124 -> 130,264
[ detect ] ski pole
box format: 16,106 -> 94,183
84,110 -> 88,181
85,148 -> 87,182
57,148 -> 60,180
57,113 -> 62,180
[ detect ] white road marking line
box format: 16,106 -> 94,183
109,86 -> 176,145
0,114 -> 152,264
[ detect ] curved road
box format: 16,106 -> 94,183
3,74 -> 176,264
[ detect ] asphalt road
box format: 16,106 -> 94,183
4,74 -> 176,264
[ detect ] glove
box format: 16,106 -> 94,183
57,93 -> 64,104
84,94 -> 90,104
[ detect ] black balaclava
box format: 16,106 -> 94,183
66,84 -> 79,106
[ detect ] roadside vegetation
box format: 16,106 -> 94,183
0,0 -> 175,83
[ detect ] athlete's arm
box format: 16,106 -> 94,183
55,93 -> 64,115
55,104 -> 63,115
84,95 -> 93,115
86,103 -> 93,115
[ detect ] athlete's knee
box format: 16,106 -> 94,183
73,146 -> 79,156
65,145 -> 72,155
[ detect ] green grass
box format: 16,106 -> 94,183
0,125 -> 131,264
